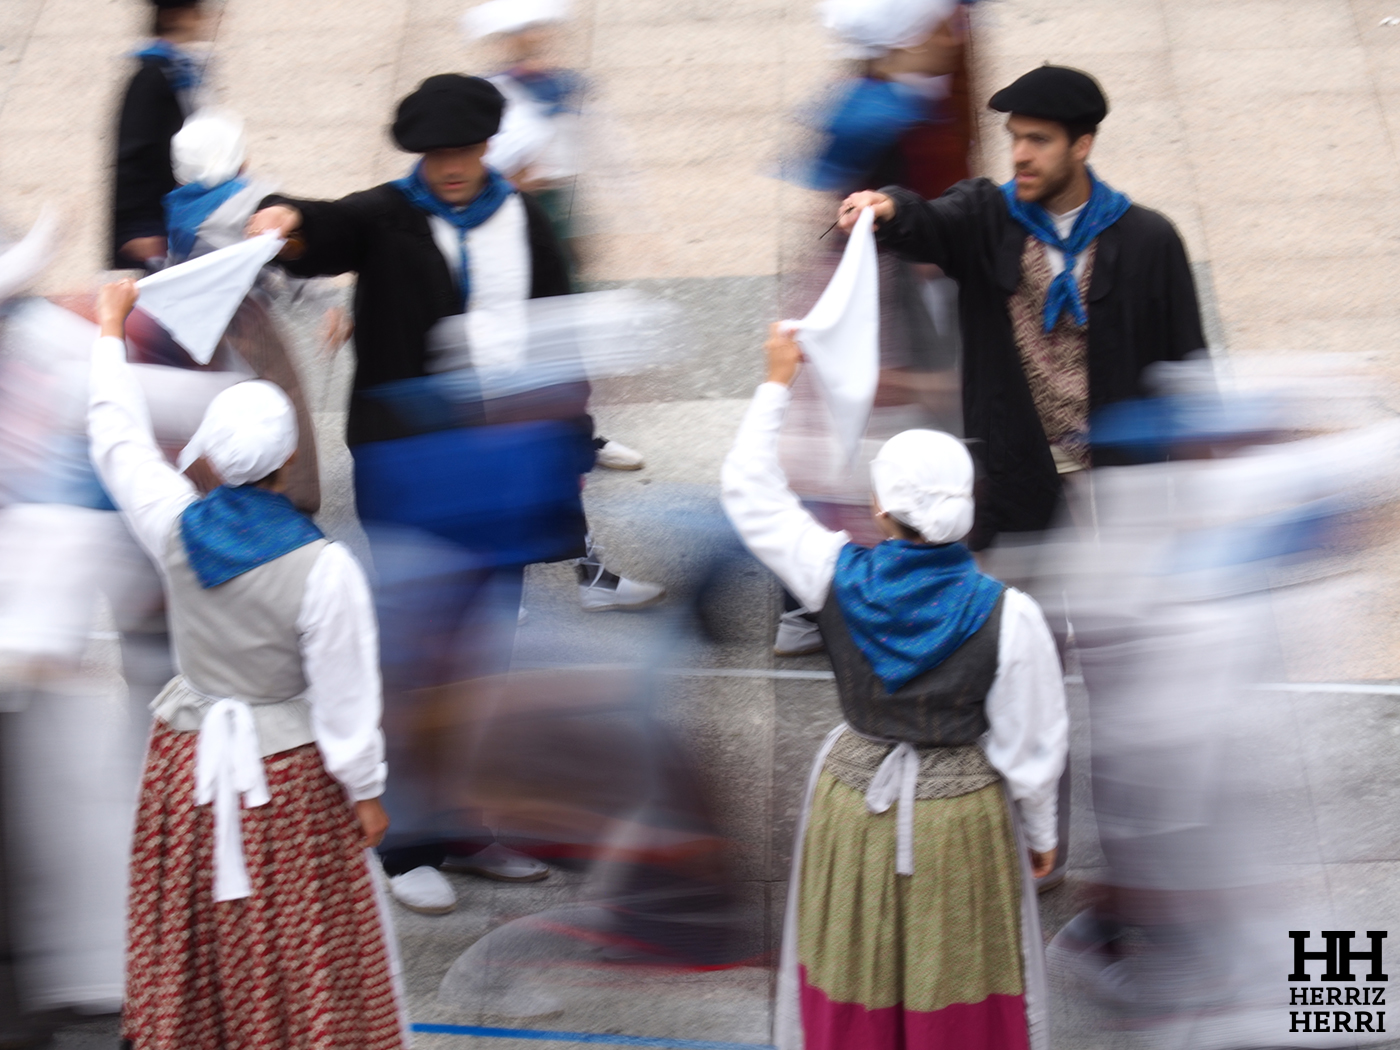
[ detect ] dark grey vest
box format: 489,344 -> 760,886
816,590 -> 1005,746
151,526 -> 327,757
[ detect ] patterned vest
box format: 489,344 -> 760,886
1007,239 -> 1097,472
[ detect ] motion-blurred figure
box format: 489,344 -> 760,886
463,0 -> 647,471
89,279 -> 403,1050
837,65 -> 1206,552
724,326 -> 1066,1050
1042,382 -> 1400,1041
247,74 -> 662,915
112,0 -> 211,270
774,0 -> 973,658
163,110 -> 278,265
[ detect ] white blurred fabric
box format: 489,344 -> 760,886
172,110 -> 247,188
0,209 -> 56,303
462,0 -> 568,38
820,0 -> 958,58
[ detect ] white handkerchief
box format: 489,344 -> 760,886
135,233 -> 284,365
784,207 -> 880,463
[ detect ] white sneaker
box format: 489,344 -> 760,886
388,865 -> 456,915
579,569 -> 666,611
596,438 -> 645,471
774,607 -> 824,656
444,843 -> 549,882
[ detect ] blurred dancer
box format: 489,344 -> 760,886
464,0 -> 646,471
723,326 -> 1066,1050
247,74 -> 660,912
163,110 -> 278,264
112,0 -> 210,270
1045,390 -> 1400,1025
837,65 -> 1206,550
774,0 -> 972,658
806,0 -> 969,197
87,279 -> 402,1050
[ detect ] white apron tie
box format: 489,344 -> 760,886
194,698 -> 271,902
865,741 -> 919,876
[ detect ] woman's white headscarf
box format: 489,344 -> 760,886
869,429 -> 974,543
172,110 -> 247,188
177,381 -> 297,487
462,0 -> 569,39
819,0 -> 958,59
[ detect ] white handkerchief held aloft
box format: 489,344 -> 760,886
784,207 -> 880,463
135,232 -> 284,365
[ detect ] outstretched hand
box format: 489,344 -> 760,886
836,191 -> 895,233
97,279 -> 140,339
765,322 -> 804,387
245,205 -> 301,239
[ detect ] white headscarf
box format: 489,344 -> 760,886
869,429 -> 974,543
177,381 -> 297,487
819,0 -> 958,59
172,110 -> 247,188
462,0 -> 569,39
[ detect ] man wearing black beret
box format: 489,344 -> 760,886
245,74 -> 659,912
837,64 -> 1206,550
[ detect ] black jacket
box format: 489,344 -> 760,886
111,57 -> 185,266
878,178 -> 1206,547
263,185 -> 572,444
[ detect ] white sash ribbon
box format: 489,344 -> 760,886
194,697 -> 271,901
865,741 -> 919,876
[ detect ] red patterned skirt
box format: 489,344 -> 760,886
123,722 -> 405,1050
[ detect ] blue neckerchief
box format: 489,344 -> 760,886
180,485 -> 323,589
507,67 -> 582,116
831,539 -> 1004,693
131,38 -> 203,94
806,77 -> 928,193
1000,168 -> 1131,332
163,176 -> 247,262
392,163 -> 515,310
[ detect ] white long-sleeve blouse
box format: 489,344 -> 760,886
720,381 -> 1068,851
87,335 -> 387,802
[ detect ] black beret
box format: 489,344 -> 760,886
392,74 -> 505,153
988,65 -> 1108,127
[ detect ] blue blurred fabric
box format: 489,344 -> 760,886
351,420 -> 590,568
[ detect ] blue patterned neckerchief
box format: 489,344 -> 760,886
506,66 -> 583,116
131,38 -> 204,95
1000,168 -> 1131,332
163,176 -> 247,262
392,163 -> 514,310
831,539 -> 1004,693
180,485 -> 323,589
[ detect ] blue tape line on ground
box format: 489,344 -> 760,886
410,1022 -> 773,1050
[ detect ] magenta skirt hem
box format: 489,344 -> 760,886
799,968 -> 1030,1050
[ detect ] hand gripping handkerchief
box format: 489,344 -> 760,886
136,233 -> 284,365
783,207 -> 880,463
